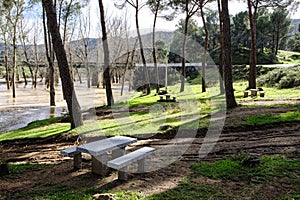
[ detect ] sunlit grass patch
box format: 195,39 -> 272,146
76,84 -> 217,137
277,50 -> 300,64
0,117 -> 70,142
145,180 -> 225,200
245,110 -> 300,125
233,81 -> 300,101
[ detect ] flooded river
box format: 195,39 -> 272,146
0,80 -> 129,133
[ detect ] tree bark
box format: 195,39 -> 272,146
247,0 -> 257,89
221,0 -> 237,109
217,0 -> 225,95
200,5 -> 207,93
12,28 -> 17,98
43,7 -> 56,106
134,0 -> 151,95
98,0 -> 114,106
42,0 -> 83,128
152,4 -> 160,94
4,46 -> 10,90
180,11 -> 189,93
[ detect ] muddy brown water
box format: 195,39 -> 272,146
0,80 -> 131,133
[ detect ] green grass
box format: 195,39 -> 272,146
245,111 -> 300,125
145,154 -> 300,200
29,189 -> 143,200
8,163 -> 40,174
233,81 -> 300,101
2,80 -> 300,140
277,50 -> 300,64
73,83 -> 219,137
0,117 -> 70,143
191,154 -> 300,183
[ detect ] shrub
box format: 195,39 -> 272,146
258,67 -> 300,88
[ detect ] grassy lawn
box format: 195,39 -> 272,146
0,117 -> 70,143
1,80 -> 300,142
277,50 -> 300,64
72,83 -> 219,137
233,81 -> 300,101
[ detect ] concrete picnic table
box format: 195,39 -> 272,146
62,136 -> 137,175
78,136 -> 137,175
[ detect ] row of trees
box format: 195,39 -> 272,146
0,0 -> 299,129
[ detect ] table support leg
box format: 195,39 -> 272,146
137,158 -> 147,173
73,153 -> 82,170
112,147 -> 126,159
92,154 -> 107,176
118,166 -> 128,181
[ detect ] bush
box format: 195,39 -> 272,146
258,67 -> 300,88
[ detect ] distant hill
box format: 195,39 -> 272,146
291,19 -> 300,34
0,31 -> 174,64
136,31 -> 173,48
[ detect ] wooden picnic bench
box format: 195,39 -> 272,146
61,136 -> 155,180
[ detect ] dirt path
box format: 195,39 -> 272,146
0,104 -> 300,199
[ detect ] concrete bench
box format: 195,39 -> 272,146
107,147 -> 155,181
60,147 -> 82,169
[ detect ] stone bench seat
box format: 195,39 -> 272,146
60,147 -> 82,169
107,147 -> 155,180
61,147 -> 80,156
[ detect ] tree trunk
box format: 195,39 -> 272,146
247,0 -> 257,89
43,7 -> 55,106
4,47 -> 10,90
42,0 -> 83,128
135,1 -> 151,95
221,0 -> 237,109
217,0 -> 225,95
98,0 -> 114,106
21,66 -> 27,87
84,43 -> 91,88
152,5 -> 160,94
275,28 -> 280,55
180,13 -> 189,93
33,36 -> 39,89
200,5 -> 207,93
12,30 -> 17,98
